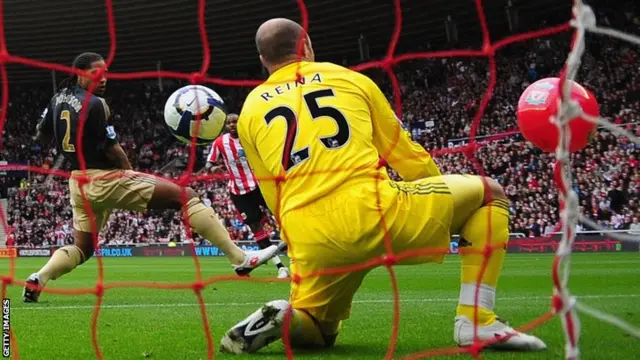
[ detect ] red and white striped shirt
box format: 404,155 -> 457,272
207,133 -> 258,195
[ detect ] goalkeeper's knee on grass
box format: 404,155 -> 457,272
456,179 -> 510,326
290,309 -> 340,349
220,300 -> 339,354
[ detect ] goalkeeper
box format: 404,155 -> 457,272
220,18 -> 546,354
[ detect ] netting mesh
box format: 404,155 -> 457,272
1,0 -> 639,359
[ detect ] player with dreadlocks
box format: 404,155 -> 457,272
23,52 -> 279,302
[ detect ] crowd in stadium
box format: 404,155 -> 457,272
2,17 -> 639,247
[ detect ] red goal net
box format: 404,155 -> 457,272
1,0 -> 639,359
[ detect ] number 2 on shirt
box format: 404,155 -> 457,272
60,110 -> 76,153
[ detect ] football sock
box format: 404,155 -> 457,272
184,197 -> 244,264
456,199 -> 510,326
289,309 -> 339,348
37,245 -> 85,286
256,233 -> 284,268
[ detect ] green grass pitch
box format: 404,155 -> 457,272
1,253 -> 638,360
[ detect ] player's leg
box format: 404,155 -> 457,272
253,223 -> 290,278
146,175 -> 278,273
27,211 -> 110,284
284,270 -> 366,350
232,189 -> 289,277
440,175 -> 545,350
441,175 -> 506,325
24,172 -> 110,302
221,189 -> 374,353
220,301 -> 343,354
220,270 -> 367,353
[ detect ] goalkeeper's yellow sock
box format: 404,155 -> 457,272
37,245 -> 86,286
289,309 -> 340,348
456,199 -> 510,326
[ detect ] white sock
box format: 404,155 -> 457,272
272,255 -> 282,266
458,283 -> 496,310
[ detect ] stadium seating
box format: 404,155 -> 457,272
3,30 -> 638,247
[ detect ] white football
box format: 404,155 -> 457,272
163,85 -> 227,145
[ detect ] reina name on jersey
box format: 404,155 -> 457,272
258,73 -> 323,102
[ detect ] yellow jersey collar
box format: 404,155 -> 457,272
268,61 -> 311,80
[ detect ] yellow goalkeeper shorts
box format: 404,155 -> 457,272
282,174 -> 484,322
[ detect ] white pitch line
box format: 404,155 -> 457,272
11,294 -> 640,311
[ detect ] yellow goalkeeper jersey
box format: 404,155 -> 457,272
237,61 -> 441,217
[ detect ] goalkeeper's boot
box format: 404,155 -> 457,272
220,300 -> 289,354
454,316 -> 546,351
277,266 -> 291,279
22,273 -> 42,303
233,245 -> 280,276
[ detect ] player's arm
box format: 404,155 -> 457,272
202,140 -> 224,173
360,73 -> 441,181
196,141 -> 223,175
90,98 -> 132,170
237,112 -> 278,214
106,143 -> 132,170
34,105 -> 54,144
197,162 -> 217,175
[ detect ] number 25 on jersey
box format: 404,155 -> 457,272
264,89 -> 351,172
